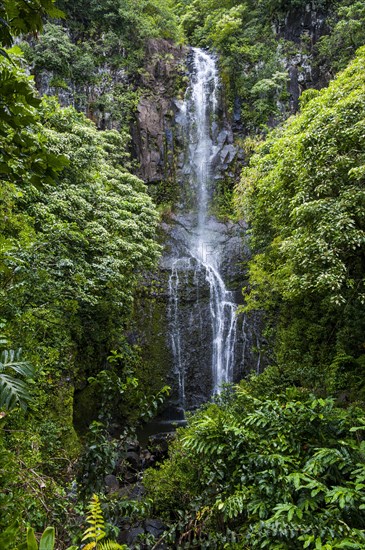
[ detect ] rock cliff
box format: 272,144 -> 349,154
131,39 -> 189,187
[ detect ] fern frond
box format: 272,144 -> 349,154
81,495 -> 126,549
0,348 -> 35,411
82,494 -> 106,543
98,541 -> 127,550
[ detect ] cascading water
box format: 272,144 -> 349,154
168,48 -> 239,404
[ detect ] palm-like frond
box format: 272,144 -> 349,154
0,349 -> 34,377
0,374 -> 31,411
0,348 -> 35,411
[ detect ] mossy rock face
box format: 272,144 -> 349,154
49,381 -> 81,456
131,270 -> 173,399
132,39 -> 189,194
73,382 -> 100,435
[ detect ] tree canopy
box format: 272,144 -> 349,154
0,1 -> 162,539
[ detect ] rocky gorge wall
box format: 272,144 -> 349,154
130,3 -> 334,412
275,2 -> 333,113
131,45 -> 264,414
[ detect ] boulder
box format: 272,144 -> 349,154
144,518 -> 167,538
118,526 -> 144,546
126,451 -> 142,471
104,474 -> 119,493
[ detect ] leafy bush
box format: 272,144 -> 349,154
143,387 -> 365,548
235,46 -> 365,390
0,15 -> 162,541
316,1 -> 365,75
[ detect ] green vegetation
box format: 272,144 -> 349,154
170,0 -> 365,133
0,0 -> 166,545
235,46 -> 365,397
174,0 -> 292,130
135,8 -> 365,550
143,387 -> 365,548
21,0 -> 180,134
1,0 -> 365,548
316,1 -> 365,75
26,527 -> 58,550
81,494 -> 126,550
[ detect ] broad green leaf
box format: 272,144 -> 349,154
26,527 -> 38,550
39,527 -> 55,550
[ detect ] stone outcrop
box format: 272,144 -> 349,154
274,3 -> 328,45
34,62 -> 129,130
132,39 -> 189,186
275,3 -> 333,112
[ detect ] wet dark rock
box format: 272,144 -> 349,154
147,433 -> 171,461
140,449 -> 155,468
118,526 -> 145,546
144,518 -> 167,538
117,516 -> 167,548
128,482 -> 146,501
233,96 -> 242,125
104,474 -> 119,493
118,482 -> 146,501
126,439 -> 140,453
124,470 -> 138,484
220,144 -> 236,164
288,65 -> 300,112
134,212 -> 261,411
126,451 -> 142,471
217,129 -> 229,146
132,39 -> 189,184
272,4 -> 334,114
35,66 -> 128,130
275,4 -> 328,45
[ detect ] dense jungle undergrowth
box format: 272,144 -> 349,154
0,0 -> 365,549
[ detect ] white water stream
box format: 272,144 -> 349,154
169,48 -> 238,402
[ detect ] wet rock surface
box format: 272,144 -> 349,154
104,474 -> 120,494
132,39 -> 189,185
274,4 -> 334,112
159,215 -> 258,409
132,49 -> 263,415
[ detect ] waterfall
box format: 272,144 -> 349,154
168,48 -> 239,402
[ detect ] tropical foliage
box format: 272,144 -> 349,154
1,0 -> 365,548
0,0 -> 164,543
316,1 -> 365,75
81,494 -> 126,550
25,526 -> 59,550
235,46 -> 365,396
143,387 -> 365,548
174,0 -> 291,129
21,0 -> 180,133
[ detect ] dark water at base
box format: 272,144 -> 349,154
136,406 -> 186,446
